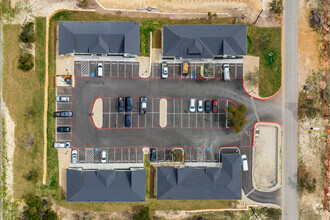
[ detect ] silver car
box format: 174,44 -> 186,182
71,150 -> 78,163
56,96 -> 70,102
223,64 -> 231,81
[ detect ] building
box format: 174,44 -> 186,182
66,169 -> 146,202
157,154 -> 242,200
58,21 -> 140,56
163,25 -> 247,60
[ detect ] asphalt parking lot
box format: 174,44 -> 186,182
56,87 -> 72,142
73,147 -> 144,163
100,97 -> 235,129
151,62 -> 243,79
74,61 -> 140,77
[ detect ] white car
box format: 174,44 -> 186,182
97,63 -> 103,77
189,98 -> 196,113
71,150 -> 78,163
161,62 -> 168,79
223,64 -> 231,81
101,150 -> 107,163
197,100 -> 203,113
241,154 -> 248,171
56,96 -> 70,102
53,142 -> 70,148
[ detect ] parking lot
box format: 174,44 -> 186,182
56,87 -> 72,142
72,147 -> 144,163
74,60 -> 140,77
100,97 -> 235,129
151,62 -> 243,79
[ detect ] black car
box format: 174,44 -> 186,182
140,97 -> 147,114
57,127 -> 71,132
54,111 -> 73,117
125,114 -> 131,127
126,97 -> 132,112
118,97 -> 124,113
205,100 -> 211,113
150,148 -> 156,162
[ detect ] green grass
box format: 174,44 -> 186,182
247,26 -> 282,97
2,17 -> 46,199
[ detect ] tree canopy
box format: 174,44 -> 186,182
226,104 -> 247,133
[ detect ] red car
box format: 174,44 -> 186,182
212,100 -> 218,113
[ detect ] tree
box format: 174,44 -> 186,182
20,22 -> 35,43
225,104 -> 247,133
245,68 -> 259,86
19,53 -> 34,71
22,195 -> 59,220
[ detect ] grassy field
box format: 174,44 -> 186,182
3,17 -> 46,199
247,26 -> 282,97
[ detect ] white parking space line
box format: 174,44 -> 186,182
196,111 -> 198,128
235,63 -> 237,78
110,62 -> 112,77
188,111 -> 190,128
138,113 -> 140,128
203,113 -> 205,128
173,100 -> 175,126
181,99 -> 183,128
109,98 -> 111,128
131,62 -> 134,77
116,113 -> 118,128
124,63 -> 126,77
117,62 -> 119,77
152,99 -> 154,127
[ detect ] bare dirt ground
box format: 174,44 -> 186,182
57,148 -> 71,191
2,102 -> 16,201
97,0 -> 261,14
243,55 -> 260,98
297,0 -> 321,89
253,123 -> 281,190
160,99 -> 167,127
92,98 -> 103,128
297,0 -> 325,218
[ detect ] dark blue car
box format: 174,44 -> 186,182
125,114 -> 131,127
126,97 -> 132,112
150,148 -> 156,162
118,97 -> 124,113
205,100 -> 211,113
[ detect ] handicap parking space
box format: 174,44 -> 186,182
74,60 -> 140,78
73,147 -> 144,164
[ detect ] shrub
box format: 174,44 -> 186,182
22,195 -> 59,220
225,104 -> 247,133
77,0 -> 89,8
133,207 -> 151,220
19,53 -> 34,71
269,0 -> 283,17
24,169 -> 39,183
245,68 -> 259,86
20,22 -> 35,43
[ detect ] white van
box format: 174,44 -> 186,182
97,63 -> 103,77
223,64 -> 230,81
241,154 -> 248,171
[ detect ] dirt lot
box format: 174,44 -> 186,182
97,0 -> 262,14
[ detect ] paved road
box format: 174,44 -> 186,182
282,0 -> 298,218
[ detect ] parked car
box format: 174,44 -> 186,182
189,98 -> 196,113
54,111 -> 73,117
197,100 -> 203,113
140,97 -> 147,114
126,97 -> 132,112
241,154 -> 248,171
161,61 -> 168,79
118,97 -> 124,113
150,148 -> 156,162
97,63 -> 103,77
101,150 -> 107,163
56,96 -> 70,102
125,114 -> 131,127
53,142 -> 70,148
71,150 -> 78,163
212,100 -> 218,113
57,127 -> 71,132
223,64 -> 230,81
205,100 -> 211,113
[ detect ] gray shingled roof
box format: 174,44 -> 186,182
66,169 -> 146,202
163,25 -> 246,59
157,154 -> 242,200
59,21 -> 139,55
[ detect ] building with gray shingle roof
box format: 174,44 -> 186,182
157,154 -> 242,200
163,25 -> 246,59
66,169 -> 146,202
59,21 -> 139,56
